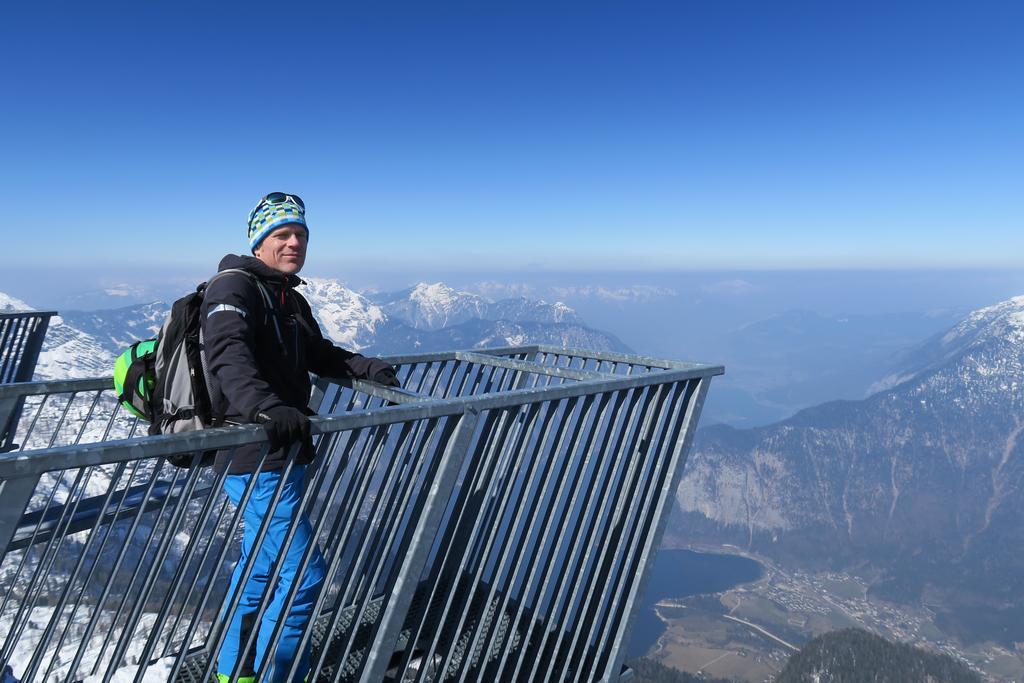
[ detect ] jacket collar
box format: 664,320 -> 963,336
216,254 -> 304,288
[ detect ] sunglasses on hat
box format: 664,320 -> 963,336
249,192 -> 305,223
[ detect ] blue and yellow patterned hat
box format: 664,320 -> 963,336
247,193 -> 308,251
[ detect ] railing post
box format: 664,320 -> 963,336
0,474 -> 40,559
0,396 -> 21,453
600,377 -> 711,682
12,315 -> 51,384
359,406 -> 481,683
0,312 -> 53,453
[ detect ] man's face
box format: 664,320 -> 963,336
254,224 -> 308,274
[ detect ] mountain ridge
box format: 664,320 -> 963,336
2,279 -> 628,381
675,294 -> 1024,645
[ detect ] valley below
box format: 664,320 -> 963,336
641,544 -> 1024,683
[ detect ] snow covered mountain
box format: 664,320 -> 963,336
673,295 -> 1024,646
2,279 -> 626,381
59,302 -> 169,355
368,281 -> 580,331
869,295 -> 1024,393
370,282 -> 490,331
298,278 -> 385,349
34,320 -> 117,380
1,292 -> 34,313
1,293 -> 115,380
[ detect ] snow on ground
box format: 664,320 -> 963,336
4,608 -> 181,682
80,656 -> 177,682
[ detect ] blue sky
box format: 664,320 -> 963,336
2,1 -> 1022,279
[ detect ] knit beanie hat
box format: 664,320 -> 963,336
247,193 -> 308,251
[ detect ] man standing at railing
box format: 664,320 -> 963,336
201,192 -> 400,682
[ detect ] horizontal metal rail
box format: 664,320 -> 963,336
0,345 -> 721,682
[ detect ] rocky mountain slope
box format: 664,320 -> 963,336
675,297 -> 1024,644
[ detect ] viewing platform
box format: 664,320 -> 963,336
0,312 -> 721,682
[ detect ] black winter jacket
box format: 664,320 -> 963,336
201,254 -> 386,473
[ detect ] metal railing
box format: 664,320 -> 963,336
0,345 -> 721,682
0,311 -> 55,453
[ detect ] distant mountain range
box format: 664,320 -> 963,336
1,280 -> 629,381
674,296 -> 1024,645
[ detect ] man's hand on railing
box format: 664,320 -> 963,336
256,406 -> 311,449
372,366 -> 401,387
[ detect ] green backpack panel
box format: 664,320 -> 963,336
113,338 -> 157,420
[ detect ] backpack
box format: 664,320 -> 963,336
112,269 -> 276,466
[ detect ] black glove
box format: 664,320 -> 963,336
256,406 -> 311,451
370,362 -> 401,387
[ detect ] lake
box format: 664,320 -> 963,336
627,548 -> 763,657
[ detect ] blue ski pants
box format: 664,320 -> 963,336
217,465 -> 326,682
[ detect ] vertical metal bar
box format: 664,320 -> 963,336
71,389 -> 104,446
425,359 -> 451,398
78,457 -> 163,676
62,458 -> 150,679
46,391 -> 82,448
509,350 -> 538,391
438,359 -> 463,399
490,396 -> 589,680
359,408 -> 480,682
290,417 -> 414,680
304,423 -> 396,679
350,419 -> 430,588
262,435 -> 354,682
0,472 -> 56,623
276,426 -> 375,682
567,383 -> 673,679
102,463 -> 204,680
0,317 -> 26,382
436,402 -> 545,681
202,450 -> 291,683
397,407 -> 514,682
132,469 -> 231,679
38,462 -> 131,682
585,382 -> 685,680
413,360 -> 435,395
0,474 -> 40,562
0,317 -> 14,381
161,474 -> 232,658
322,418 -> 426,676
18,392 -> 51,450
229,449 -> 330,683
455,359 -> 483,399
0,397 -> 19,453
166,446 -> 268,683
4,466 -> 95,670
458,401 -> 563,679
601,379 -> 708,682
392,409 -> 505,681
14,314 -> 50,383
20,464 -> 108,681
530,388 -> 640,682
0,471 -> 66,614
507,393 -> 607,682
561,385 -> 668,678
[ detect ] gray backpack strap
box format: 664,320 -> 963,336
206,268 -> 284,347
200,269 -> 286,427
